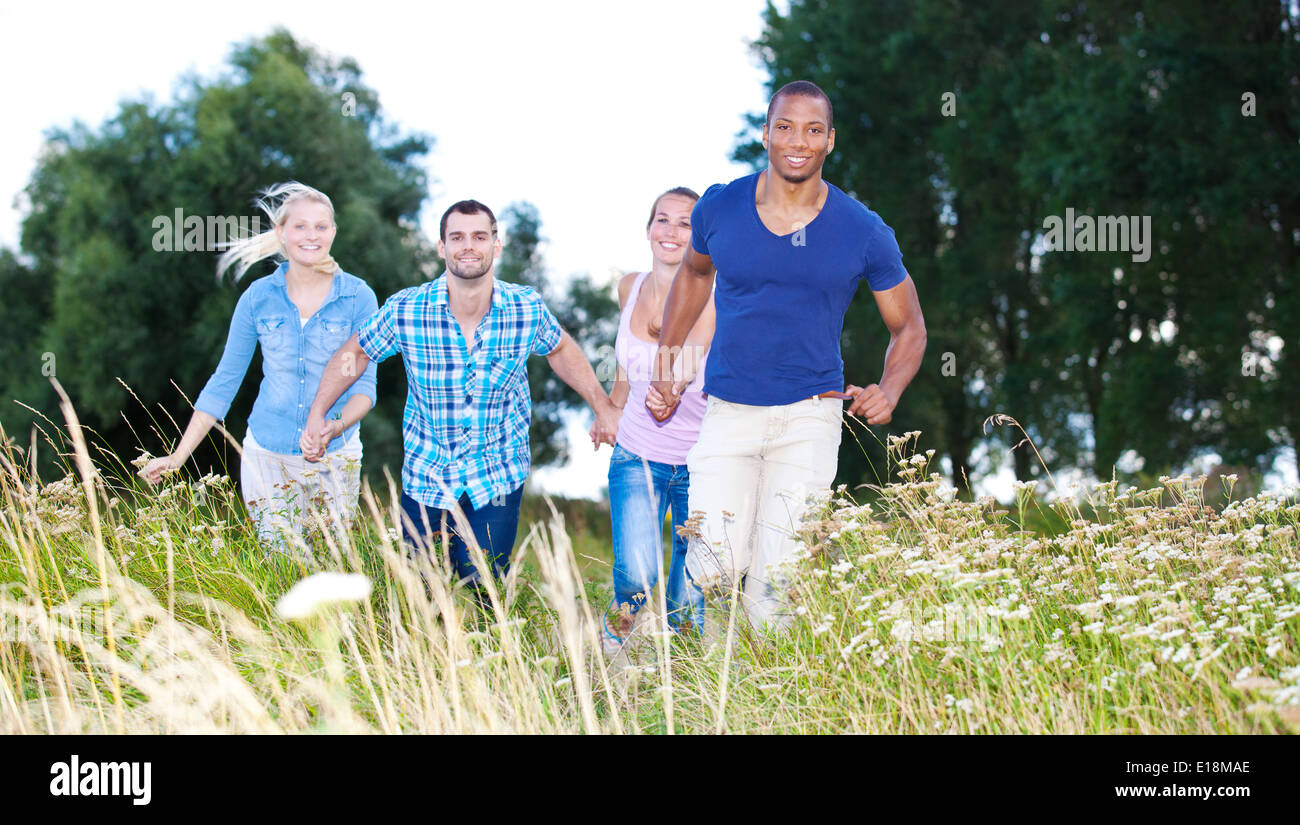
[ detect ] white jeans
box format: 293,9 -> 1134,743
684,395 -> 842,628
240,430 -> 362,554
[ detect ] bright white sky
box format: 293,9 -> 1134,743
0,0 -> 775,499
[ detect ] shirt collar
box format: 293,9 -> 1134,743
269,261 -> 356,301
429,273 -> 506,310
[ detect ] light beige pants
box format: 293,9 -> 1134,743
684,395 -> 842,628
240,430 -> 362,554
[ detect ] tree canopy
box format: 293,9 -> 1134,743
1,29 -> 615,488
739,0 -> 1298,492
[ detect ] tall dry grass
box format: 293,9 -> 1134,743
1,390 -> 1297,733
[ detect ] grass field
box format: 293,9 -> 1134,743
1,399 -> 1297,734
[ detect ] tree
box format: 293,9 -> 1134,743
4,29 -> 622,490
3,29 -> 436,483
741,0 -> 1300,491
1015,0 -> 1300,475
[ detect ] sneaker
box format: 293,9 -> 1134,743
601,604 -> 636,658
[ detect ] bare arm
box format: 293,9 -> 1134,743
649,247 -> 715,417
591,365 -> 629,450
302,334 -> 371,460
138,410 -> 218,484
548,330 -> 615,412
310,334 -> 371,416
608,273 -> 635,410
846,275 -> 927,424
336,394 -> 373,431
676,294 -> 716,386
303,393 -> 373,461
656,247 -> 715,354
609,366 -> 630,409
588,274 -> 636,447
548,330 -> 620,447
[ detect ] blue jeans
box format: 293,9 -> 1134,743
607,443 -> 704,632
400,485 -> 523,585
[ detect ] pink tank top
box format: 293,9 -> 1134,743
614,271 -> 708,466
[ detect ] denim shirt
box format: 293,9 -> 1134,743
195,262 -> 379,455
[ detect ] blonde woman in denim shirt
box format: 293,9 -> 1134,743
139,182 -> 378,553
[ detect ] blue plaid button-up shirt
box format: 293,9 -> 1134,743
358,274 -> 563,509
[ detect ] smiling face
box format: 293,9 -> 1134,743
438,210 -> 500,281
646,194 -> 695,267
276,199 -> 336,269
762,93 -> 835,185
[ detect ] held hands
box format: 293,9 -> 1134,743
300,412 -> 343,462
645,345 -> 694,422
589,399 -> 621,450
645,378 -> 688,422
844,382 -> 898,425
588,414 -> 620,449
592,400 -> 621,452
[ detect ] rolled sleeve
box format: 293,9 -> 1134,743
352,348 -> 379,406
530,298 -> 564,356
194,288 -> 257,420
358,292 -> 400,364
345,284 -> 380,406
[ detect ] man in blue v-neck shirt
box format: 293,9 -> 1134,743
650,80 -> 928,628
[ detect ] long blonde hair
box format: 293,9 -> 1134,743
216,181 -> 339,282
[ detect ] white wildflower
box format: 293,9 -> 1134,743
275,572 -> 373,620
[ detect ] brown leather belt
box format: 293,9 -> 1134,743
815,390 -> 853,400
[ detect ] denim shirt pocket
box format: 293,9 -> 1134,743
314,314 -> 352,354
255,315 -> 295,366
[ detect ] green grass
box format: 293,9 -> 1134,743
1,402 -> 1297,733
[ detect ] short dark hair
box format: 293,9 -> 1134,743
647,186 -> 700,229
766,80 -> 833,130
440,200 -> 497,241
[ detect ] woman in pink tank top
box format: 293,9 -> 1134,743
590,187 -> 716,655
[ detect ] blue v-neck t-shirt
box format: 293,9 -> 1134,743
689,171 -> 908,406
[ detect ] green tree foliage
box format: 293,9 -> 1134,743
3,29 -> 620,488
2,29 -> 437,481
741,0 -> 1299,490
1019,0 -> 1300,476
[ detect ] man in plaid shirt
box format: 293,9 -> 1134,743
303,200 -> 620,586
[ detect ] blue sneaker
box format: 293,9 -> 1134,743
602,603 -> 635,658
